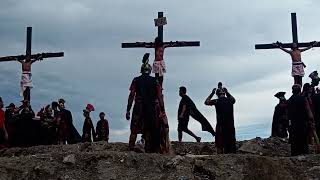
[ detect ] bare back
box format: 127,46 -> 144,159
290,49 -> 302,62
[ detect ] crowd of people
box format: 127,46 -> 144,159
0,98 -> 110,148
2,39 -> 320,157
271,71 -> 320,156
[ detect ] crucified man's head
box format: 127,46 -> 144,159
291,43 -> 298,50
25,54 -> 32,63
154,37 -> 163,47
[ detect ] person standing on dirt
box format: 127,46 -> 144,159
271,92 -> 289,138
177,86 -> 215,142
0,97 -> 8,148
288,84 -> 314,156
205,82 -> 236,154
125,53 -> 165,153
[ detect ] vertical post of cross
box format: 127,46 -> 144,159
26,27 -> 32,57
291,13 -> 298,44
158,12 -> 164,42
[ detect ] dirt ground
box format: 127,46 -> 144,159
0,137 -> 320,180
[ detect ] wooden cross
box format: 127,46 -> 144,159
122,12 -> 200,57
0,27 -> 64,101
255,13 -> 320,49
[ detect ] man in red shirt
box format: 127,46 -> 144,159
0,97 -> 8,148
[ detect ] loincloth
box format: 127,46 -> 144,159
152,60 -> 166,76
291,62 -> 305,77
20,72 -> 33,96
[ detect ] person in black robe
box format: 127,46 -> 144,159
96,112 -> 109,142
271,92 -> 289,138
205,83 -> 236,154
177,86 -> 215,142
17,100 -> 35,147
5,103 -> 19,147
126,53 -> 165,153
309,71 -> 320,141
58,99 -> 81,144
82,109 -> 96,143
288,84 -> 314,156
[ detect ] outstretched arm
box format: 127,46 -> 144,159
300,41 -> 318,52
205,88 -> 216,105
14,57 -> 23,63
31,54 -> 43,64
136,42 -> 154,48
273,42 -> 291,54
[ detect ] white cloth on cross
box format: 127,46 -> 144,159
291,62 -> 305,77
152,60 -> 166,76
20,71 -> 33,96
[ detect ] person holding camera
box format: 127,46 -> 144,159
205,83 -> 236,154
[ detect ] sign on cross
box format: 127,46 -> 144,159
0,27 -> 64,101
122,12 -> 200,87
255,13 -> 320,85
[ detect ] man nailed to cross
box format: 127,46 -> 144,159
122,12 -> 200,88
0,27 -> 64,101
255,13 -> 320,86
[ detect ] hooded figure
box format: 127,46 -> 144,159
271,92 -> 289,138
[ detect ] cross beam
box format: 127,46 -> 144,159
0,27 -> 64,61
121,12 -> 200,48
255,13 -> 320,49
0,27 -> 64,101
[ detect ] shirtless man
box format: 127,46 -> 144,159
144,37 -> 181,88
15,54 -> 43,101
273,41 -> 318,86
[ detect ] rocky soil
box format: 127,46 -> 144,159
0,137 -> 320,180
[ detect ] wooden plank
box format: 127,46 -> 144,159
26,27 -> 32,56
122,41 -> 200,48
122,42 -> 154,48
0,52 -> 64,62
255,42 -> 319,49
158,12 -> 164,42
291,13 -> 298,44
164,41 -> 200,47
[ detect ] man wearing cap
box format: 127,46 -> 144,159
205,84 -> 236,154
271,92 -> 289,138
177,86 -> 215,142
96,112 -> 109,142
58,99 -> 81,144
288,84 -> 314,156
0,98 -> 8,148
126,53 -> 165,153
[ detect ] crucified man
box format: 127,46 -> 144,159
143,37 -> 181,88
14,54 -> 43,101
273,41 -> 318,86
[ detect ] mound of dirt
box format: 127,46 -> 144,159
0,137 -> 319,180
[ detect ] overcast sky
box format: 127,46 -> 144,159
1,0 -> 320,142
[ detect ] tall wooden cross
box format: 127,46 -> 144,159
0,27 -> 64,101
255,13 -> 320,49
122,12 -> 200,66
